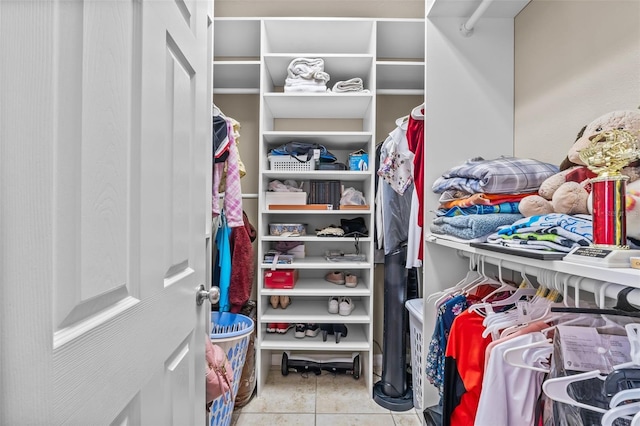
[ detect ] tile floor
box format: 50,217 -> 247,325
231,368 -> 423,426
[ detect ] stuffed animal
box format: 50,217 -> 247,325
519,109 -> 640,239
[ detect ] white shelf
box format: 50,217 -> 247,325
261,277 -> 371,296
213,61 -> 260,91
263,131 -> 372,148
264,54 -> 374,89
262,170 -> 372,182
376,62 -> 425,91
263,93 -> 374,119
428,236 -> 640,288
262,19 -> 375,54
261,323 -> 370,351
260,256 -> 372,270
261,235 -> 372,243
261,298 -> 370,323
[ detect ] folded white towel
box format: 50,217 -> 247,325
285,77 -> 327,87
330,77 -> 367,93
287,58 -> 330,83
284,84 -> 328,93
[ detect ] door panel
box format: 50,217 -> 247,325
0,0 -> 212,424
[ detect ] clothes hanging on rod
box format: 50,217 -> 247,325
425,258 -> 640,426
374,107 -> 424,268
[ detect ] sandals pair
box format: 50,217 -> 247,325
320,323 -> 348,343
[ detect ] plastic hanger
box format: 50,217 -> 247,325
542,370 -> 609,415
427,254 -> 481,304
502,336 -> 552,373
543,321 -> 640,415
601,401 -> 640,426
410,102 -> 425,120
632,410 -> 640,426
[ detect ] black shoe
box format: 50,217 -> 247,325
305,323 -> 320,337
320,323 -> 334,342
333,324 -> 348,343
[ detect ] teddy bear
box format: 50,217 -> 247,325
518,109 -> 640,239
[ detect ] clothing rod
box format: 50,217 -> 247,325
460,0 -> 495,37
457,250 -> 640,307
218,193 -> 258,199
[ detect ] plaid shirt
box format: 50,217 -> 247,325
432,156 -> 559,195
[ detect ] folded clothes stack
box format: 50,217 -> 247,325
329,77 -> 369,93
284,57 -> 330,93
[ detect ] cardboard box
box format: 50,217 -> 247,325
349,150 -> 369,171
264,269 -> 298,289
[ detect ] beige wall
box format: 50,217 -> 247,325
514,0 -> 640,165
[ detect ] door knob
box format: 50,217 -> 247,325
196,284 -> 220,306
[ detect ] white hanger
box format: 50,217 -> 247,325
601,401 -> 640,426
410,102 -> 425,120
542,370 -> 609,414
543,321 -> 640,415
427,254 -> 481,304
502,336 -> 553,373
632,410 -> 640,426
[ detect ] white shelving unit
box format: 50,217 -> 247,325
421,0 -> 640,412
213,16 -> 424,398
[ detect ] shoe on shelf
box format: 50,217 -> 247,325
345,273 -> 358,288
325,271 -> 345,285
270,295 -> 280,309
333,324 -> 348,343
279,295 -> 291,309
294,323 -> 307,339
266,323 -> 278,333
305,323 -> 320,337
328,296 -> 340,314
339,297 -> 355,316
320,323 -> 334,342
276,323 -> 293,334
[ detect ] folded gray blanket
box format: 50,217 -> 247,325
430,213 -> 523,240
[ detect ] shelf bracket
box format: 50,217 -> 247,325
460,0 -> 495,37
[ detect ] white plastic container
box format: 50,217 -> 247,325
405,298 -> 424,411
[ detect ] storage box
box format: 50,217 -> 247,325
265,191 -> 307,207
268,155 -> 315,171
264,269 -> 298,289
405,298 -> 424,410
269,223 -> 307,236
348,150 -> 369,171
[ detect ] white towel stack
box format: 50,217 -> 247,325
284,58 -> 330,93
329,77 -> 369,93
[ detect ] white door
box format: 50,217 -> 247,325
0,0 -> 213,424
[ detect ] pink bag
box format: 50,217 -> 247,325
205,337 -> 234,407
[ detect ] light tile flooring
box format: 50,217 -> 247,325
231,368 -> 423,426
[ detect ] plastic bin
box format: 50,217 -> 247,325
209,312 -> 255,426
405,298 -> 424,411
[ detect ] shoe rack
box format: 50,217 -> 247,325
213,17 -> 425,398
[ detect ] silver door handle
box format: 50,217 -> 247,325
196,284 -> 220,306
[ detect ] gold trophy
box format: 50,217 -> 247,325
564,129 -> 640,267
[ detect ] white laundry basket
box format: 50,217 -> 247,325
209,312 -> 255,426
405,298 -> 424,411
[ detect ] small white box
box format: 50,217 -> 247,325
265,191 -> 307,207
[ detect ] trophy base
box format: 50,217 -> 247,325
563,246 -> 640,268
